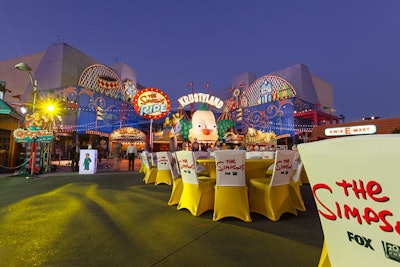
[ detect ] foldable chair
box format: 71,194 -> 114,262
142,151 -> 157,184
168,152 -> 183,206
155,152 -> 173,186
249,150 -> 298,221
213,150 -> 251,222
176,151 -> 215,216
289,161 -> 306,211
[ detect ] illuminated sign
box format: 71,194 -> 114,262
177,93 -> 224,109
133,88 -> 170,119
13,128 -> 54,142
325,125 -> 377,137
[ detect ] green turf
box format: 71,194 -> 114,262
0,172 -> 323,266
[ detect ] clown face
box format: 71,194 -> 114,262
188,109 -> 218,143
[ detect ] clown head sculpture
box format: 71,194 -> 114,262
188,103 -> 218,143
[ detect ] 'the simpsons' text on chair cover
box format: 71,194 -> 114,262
298,135 -> 400,266
175,151 -> 215,216
142,151 -> 157,184
155,152 -> 173,186
168,152 -> 183,206
213,150 -> 251,222
289,161 -> 306,211
249,150 -> 298,221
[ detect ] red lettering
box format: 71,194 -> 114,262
343,204 -> 362,224
367,180 -> 389,202
378,210 -> 394,232
313,181 -> 399,235
336,179 -> 353,196
336,179 -> 389,202
312,183 -> 337,220
362,207 -> 380,225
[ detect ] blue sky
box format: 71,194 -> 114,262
1,0 -> 399,122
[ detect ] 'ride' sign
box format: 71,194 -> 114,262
133,88 -> 170,119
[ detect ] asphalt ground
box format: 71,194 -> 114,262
0,159 -> 324,266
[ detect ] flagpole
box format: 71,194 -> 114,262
188,82 -> 194,117
149,119 -> 153,152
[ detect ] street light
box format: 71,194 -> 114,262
15,62 -> 38,113
338,114 -> 345,123
15,62 -> 39,178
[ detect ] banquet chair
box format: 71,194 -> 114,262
193,151 -> 210,176
168,152 -> 183,206
249,149 -> 298,221
213,150 -> 251,222
149,153 -> 157,168
292,151 -> 301,171
142,151 -> 157,184
289,161 -> 306,211
176,151 -> 215,216
318,240 -> 331,267
139,152 -> 148,173
155,152 -> 173,186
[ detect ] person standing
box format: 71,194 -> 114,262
113,142 -> 122,171
126,143 -> 137,171
70,143 -> 80,171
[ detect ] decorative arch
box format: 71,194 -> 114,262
78,64 -> 128,101
241,75 -> 296,107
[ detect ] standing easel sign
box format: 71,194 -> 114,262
298,135 -> 400,267
79,149 -> 98,174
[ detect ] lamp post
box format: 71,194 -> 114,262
15,62 -> 39,178
15,62 -> 38,113
338,114 -> 345,123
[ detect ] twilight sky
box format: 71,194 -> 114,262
1,0 -> 399,122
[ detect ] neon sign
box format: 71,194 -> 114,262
133,88 -> 170,119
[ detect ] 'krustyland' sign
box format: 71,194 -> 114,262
177,93 -> 224,109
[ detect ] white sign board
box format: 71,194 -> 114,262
325,124 -> 377,137
79,149 -> 97,174
298,135 -> 400,267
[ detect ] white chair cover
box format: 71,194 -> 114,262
213,150 -> 251,222
170,152 -> 180,178
176,151 -> 200,185
155,151 -> 173,186
156,152 -> 170,171
270,150 -> 296,186
215,150 -> 246,186
291,161 -> 303,183
149,152 -> 157,167
141,151 -> 150,169
292,151 -> 301,171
